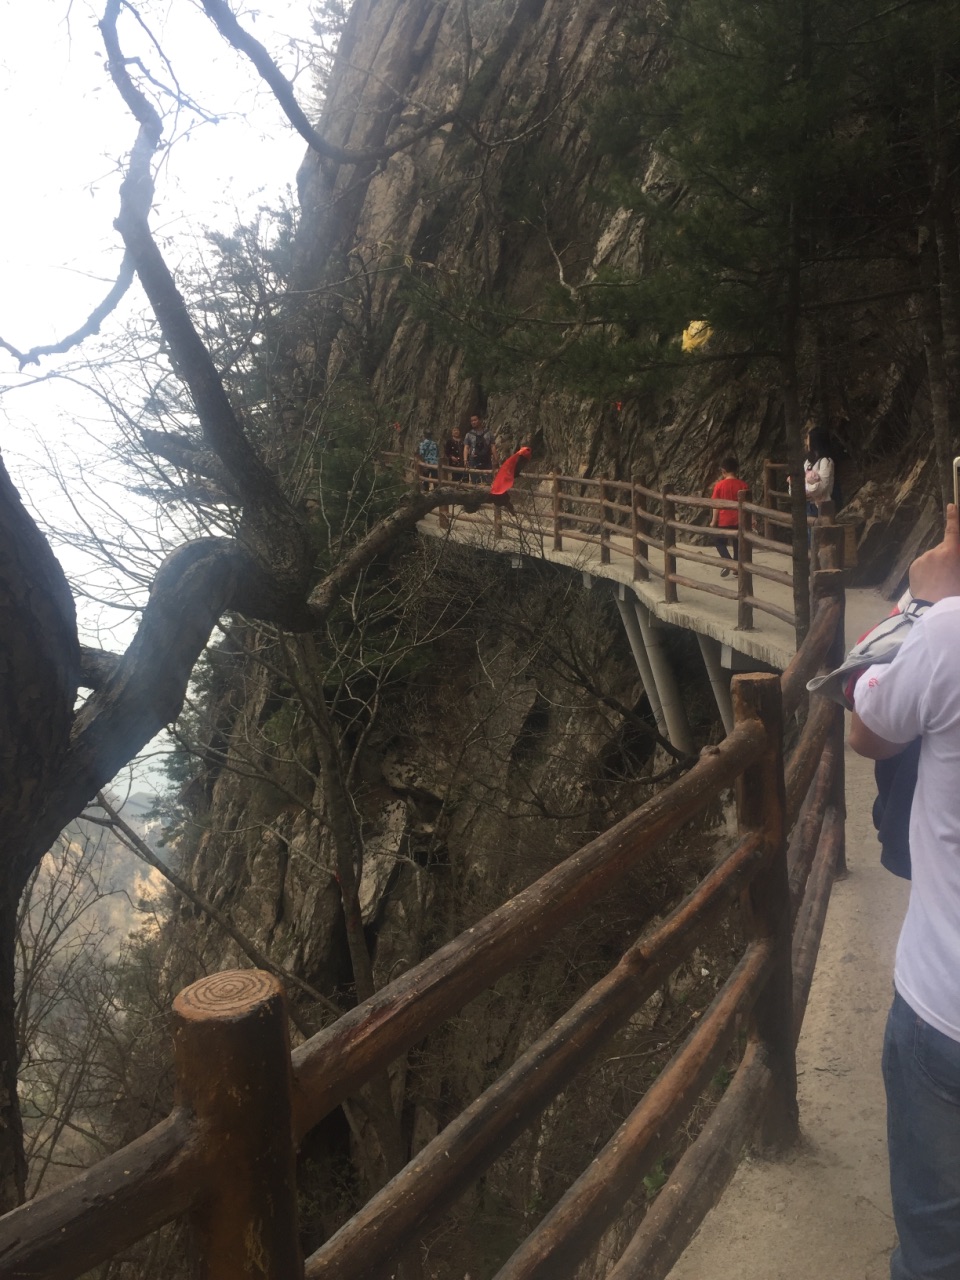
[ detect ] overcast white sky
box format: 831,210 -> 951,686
0,0 -> 326,789
0,0 -> 321,570
0,1 -> 317,350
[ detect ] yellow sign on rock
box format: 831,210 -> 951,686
681,319 -> 713,352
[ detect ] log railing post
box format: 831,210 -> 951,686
631,482 -> 648,581
810,499 -> 836,570
173,971 -> 302,1280
552,473 -> 562,551
763,460 -> 775,539
732,675 -> 799,1151
737,491 -> 754,630
437,461 -> 450,529
493,498 -> 503,540
599,480 -> 610,564
662,489 -> 678,603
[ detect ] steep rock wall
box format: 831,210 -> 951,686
150,1 -> 950,1269
289,0 -> 938,528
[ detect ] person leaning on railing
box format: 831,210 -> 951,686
848,502 -> 960,1280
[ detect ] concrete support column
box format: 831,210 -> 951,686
633,599 -> 694,755
615,587 -> 694,754
614,591 -> 667,739
696,633 -> 734,735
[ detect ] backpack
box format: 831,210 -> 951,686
471,430 -> 492,468
872,739 -> 918,881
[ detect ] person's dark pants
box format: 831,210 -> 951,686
883,990 -> 960,1278
713,532 -> 737,560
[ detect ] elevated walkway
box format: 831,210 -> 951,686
1,464 -> 889,1280
419,505 -> 797,670
419,484 -> 831,751
666,586 -> 903,1280
422,496 -> 902,1277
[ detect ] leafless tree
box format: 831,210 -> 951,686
0,0 -> 488,1208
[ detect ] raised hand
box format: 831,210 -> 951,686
910,504 -> 960,603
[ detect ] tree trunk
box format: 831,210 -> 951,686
931,52 -> 960,485
782,234 -> 810,642
919,219 -> 955,507
291,638 -> 417,1273
786,4 -> 812,644
0,893 -> 26,1211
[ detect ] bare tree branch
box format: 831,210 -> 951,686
139,429 -> 240,501
307,484 -> 486,622
0,254 -> 136,370
101,0 -> 310,594
199,0 -> 458,164
87,794 -> 342,1025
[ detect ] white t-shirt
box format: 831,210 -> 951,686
855,596 -> 960,1042
804,456 -> 834,503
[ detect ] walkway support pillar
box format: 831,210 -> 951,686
733,674 -> 799,1151
696,633 -> 734,735
634,598 -> 694,755
614,589 -> 668,740
173,970 -> 302,1280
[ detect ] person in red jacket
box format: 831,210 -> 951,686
709,455 -> 748,577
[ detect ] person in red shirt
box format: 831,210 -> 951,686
709,455 -> 749,577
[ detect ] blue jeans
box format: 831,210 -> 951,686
883,990 -> 960,1278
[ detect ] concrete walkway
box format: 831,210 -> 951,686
667,587 -> 906,1280
424,502 -> 906,1276
420,500 -> 799,669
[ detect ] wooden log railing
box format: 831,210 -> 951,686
397,454 -> 841,634
0,572 -> 846,1280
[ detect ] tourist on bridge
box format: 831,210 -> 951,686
464,413 -> 497,483
849,502 -> 960,1280
803,425 -> 836,514
417,427 -> 439,490
708,455 -> 748,577
444,425 -> 464,473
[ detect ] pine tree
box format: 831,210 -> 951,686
588,0 -> 911,634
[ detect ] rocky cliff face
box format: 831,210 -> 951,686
162,544 -> 727,1267
288,0 -> 939,541
152,0 -> 945,1270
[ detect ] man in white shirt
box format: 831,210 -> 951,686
851,503 -> 960,1280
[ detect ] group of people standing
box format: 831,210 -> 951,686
418,414 -> 498,488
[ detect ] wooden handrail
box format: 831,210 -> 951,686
416,460 -> 802,630
289,720 -> 764,1136
0,1110 -> 202,1280
492,940 -> 773,1280
0,530 -> 845,1280
780,589 -> 841,718
304,832 -> 766,1279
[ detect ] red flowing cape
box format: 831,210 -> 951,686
490,447 -> 531,495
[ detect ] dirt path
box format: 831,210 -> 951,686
667,587 -> 907,1280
